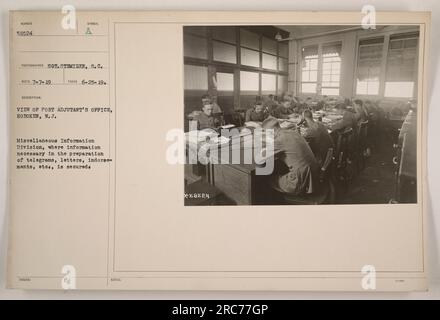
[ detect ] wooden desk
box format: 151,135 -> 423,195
208,131 -> 280,205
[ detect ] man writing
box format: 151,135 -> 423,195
262,117 -> 319,196
194,98 -> 221,130
245,98 -> 269,122
301,109 -> 334,166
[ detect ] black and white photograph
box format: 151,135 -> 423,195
184,25 -> 419,206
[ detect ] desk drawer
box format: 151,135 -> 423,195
213,164 -> 252,205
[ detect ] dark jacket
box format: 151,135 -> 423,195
272,129 -> 319,195
302,121 -> 335,166
245,108 -> 269,122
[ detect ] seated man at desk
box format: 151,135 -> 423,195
330,103 -> 357,132
270,99 -> 295,119
202,94 -> 222,113
194,98 -> 221,130
353,99 -> 368,123
301,109 -> 334,166
262,118 -> 319,196
245,99 -> 269,122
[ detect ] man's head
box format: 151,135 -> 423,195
254,101 -> 264,113
303,109 -> 314,121
202,99 -> 214,116
268,94 -> 274,101
201,94 -> 210,105
353,99 -> 363,108
364,100 -> 372,108
281,100 -> 291,108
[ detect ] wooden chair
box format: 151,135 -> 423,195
334,127 -> 355,188
282,148 -> 336,205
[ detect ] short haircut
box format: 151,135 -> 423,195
303,109 -> 313,119
354,99 -> 363,106
202,98 -> 213,107
201,94 -> 210,100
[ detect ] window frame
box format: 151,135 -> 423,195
300,42 -> 342,96
183,26 -> 289,109
354,30 -> 419,100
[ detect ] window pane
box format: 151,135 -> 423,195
404,38 -> 418,48
309,59 -> 318,70
322,43 -> 342,94
356,41 -> 383,96
309,71 -> 318,82
302,71 -> 309,82
262,53 -> 277,70
240,71 -> 259,108
390,40 -> 403,50
301,45 -> 318,94
240,29 -> 260,50
261,73 -> 276,94
386,36 -> 417,83
241,48 -> 260,67
262,37 -> 277,54
212,26 -> 236,44
384,82 -> 414,98
216,72 -> 234,91
240,71 -> 259,92
184,65 -> 208,90
213,41 -> 237,64
278,57 -> 288,72
184,34 -> 207,59
278,75 -> 288,94
301,83 -> 317,93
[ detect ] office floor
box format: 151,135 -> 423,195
339,129 -> 397,204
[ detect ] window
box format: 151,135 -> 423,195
240,71 -> 259,108
184,65 -> 208,91
321,43 -> 341,96
183,26 -> 289,111
356,38 -> 383,95
262,53 -> 277,70
213,41 -> 236,64
241,48 -> 260,67
183,34 -> 208,60
216,72 -> 234,91
262,37 -> 277,55
384,33 -> 418,98
301,45 -> 318,94
261,73 -> 276,95
212,26 -> 236,44
240,28 -> 260,50
240,71 -> 259,93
